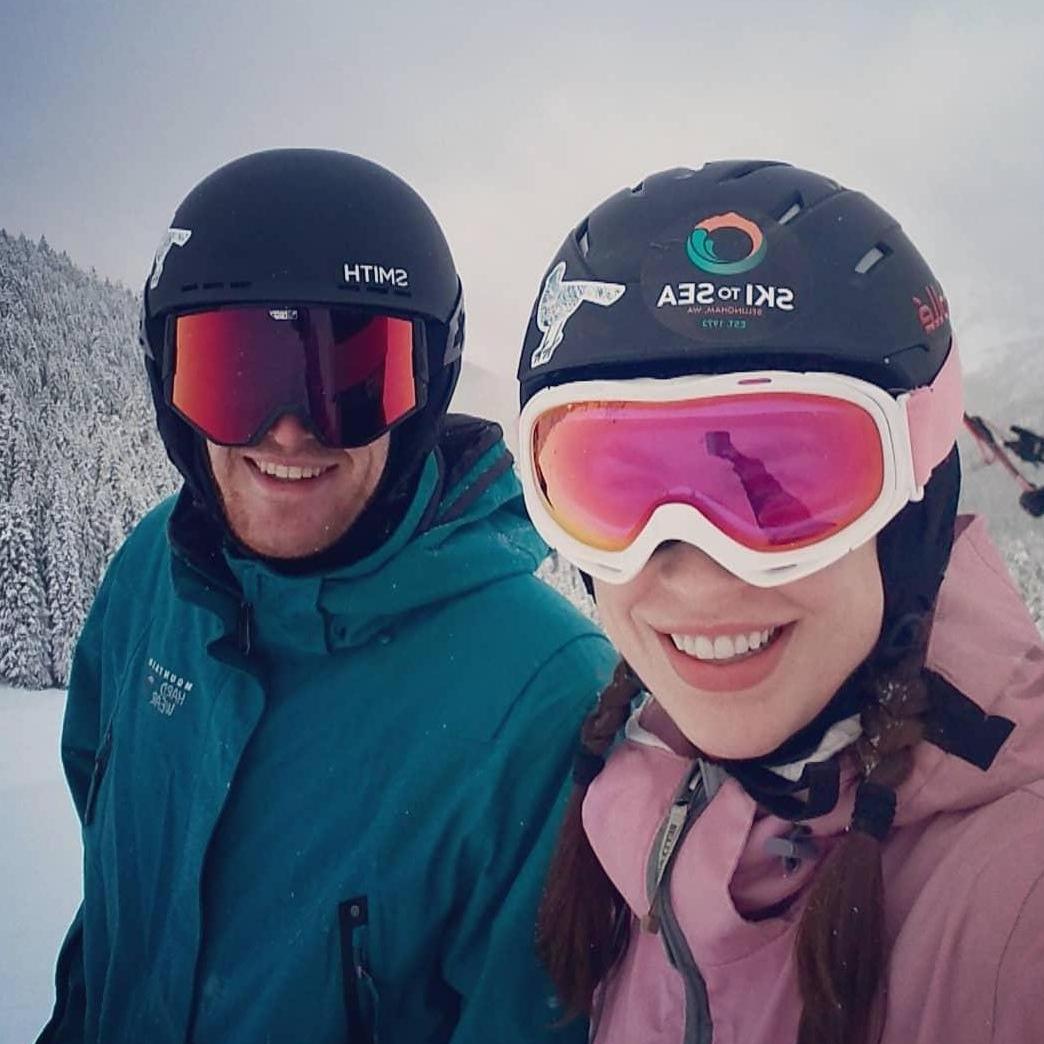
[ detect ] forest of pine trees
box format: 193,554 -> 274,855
0,231 -> 177,687
0,228 -> 1040,690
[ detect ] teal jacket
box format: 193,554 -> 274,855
40,421 -> 615,1044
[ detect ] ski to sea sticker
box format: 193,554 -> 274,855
641,210 -> 805,345
686,212 -> 768,275
149,228 -> 192,290
530,261 -> 626,368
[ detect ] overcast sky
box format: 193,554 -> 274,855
2,0 -> 1042,376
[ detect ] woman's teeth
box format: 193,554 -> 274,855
254,460 -> 331,481
670,627 -> 780,662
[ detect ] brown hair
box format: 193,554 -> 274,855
536,659 -> 642,1018
538,645 -> 932,1042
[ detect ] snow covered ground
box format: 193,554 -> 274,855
0,686 -> 81,1044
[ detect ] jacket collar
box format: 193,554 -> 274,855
166,422 -> 547,655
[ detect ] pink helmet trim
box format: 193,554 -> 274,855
906,340 -> 964,490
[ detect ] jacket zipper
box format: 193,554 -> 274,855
339,896 -> 378,1043
645,762 -> 715,1044
83,721 -> 114,826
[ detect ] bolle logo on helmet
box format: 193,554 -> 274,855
912,284 -> 949,334
685,212 -> 767,276
343,262 -> 410,289
149,228 -> 192,290
531,262 -> 626,369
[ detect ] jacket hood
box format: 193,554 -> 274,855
169,416 -> 548,653
585,515 -> 1044,929
900,514 -> 1044,822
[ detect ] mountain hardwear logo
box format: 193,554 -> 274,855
149,228 -> 192,290
530,262 -> 625,368
146,656 -> 196,717
686,213 -> 767,276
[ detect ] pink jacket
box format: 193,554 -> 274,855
583,517 -> 1044,1044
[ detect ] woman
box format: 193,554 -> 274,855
516,161 -> 1044,1044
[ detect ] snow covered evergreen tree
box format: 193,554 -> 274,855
0,487 -> 51,687
0,230 -> 178,687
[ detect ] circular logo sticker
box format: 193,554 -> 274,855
641,209 -> 808,345
685,212 -> 767,275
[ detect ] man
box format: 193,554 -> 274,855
39,149 -> 614,1043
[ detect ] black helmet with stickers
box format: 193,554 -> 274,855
140,148 -> 465,555
517,159 -> 961,634
518,159 -> 951,405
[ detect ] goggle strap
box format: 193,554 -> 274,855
905,340 -> 963,489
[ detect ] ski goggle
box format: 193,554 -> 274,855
519,346 -> 962,587
165,305 -> 426,447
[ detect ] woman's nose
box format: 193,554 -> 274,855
651,540 -> 749,600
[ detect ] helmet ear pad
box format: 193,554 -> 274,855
874,445 -> 961,653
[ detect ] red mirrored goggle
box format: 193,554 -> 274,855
165,305 -> 425,447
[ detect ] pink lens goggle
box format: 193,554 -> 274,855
518,345 -> 963,587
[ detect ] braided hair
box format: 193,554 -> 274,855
536,660 -> 643,1017
795,629 -> 933,1044
538,644 -> 937,1036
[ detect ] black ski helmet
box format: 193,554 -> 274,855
140,148 -> 464,548
518,160 -> 961,632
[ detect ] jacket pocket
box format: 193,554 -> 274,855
339,895 -> 379,1044
83,720 -> 114,827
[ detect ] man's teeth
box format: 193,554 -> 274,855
254,460 -> 330,481
670,627 -> 780,661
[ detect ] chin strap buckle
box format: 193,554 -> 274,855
764,824 -> 818,876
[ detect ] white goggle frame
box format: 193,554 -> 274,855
519,358 -> 961,588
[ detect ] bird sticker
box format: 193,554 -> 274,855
530,261 -> 626,368
149,228 -> 193,290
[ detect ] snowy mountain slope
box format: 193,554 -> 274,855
958,334 -> 1044,628
0,686 -> 81,1044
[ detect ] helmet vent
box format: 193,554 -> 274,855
180,283 -> 198,292
576,218 -> 591,258
777,196 -> 803,225
716,160 -> 783,183
202,281 -> 223,290
630,180 -> 645,195
229,280 -> 252,289
854,243 -> 891,275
